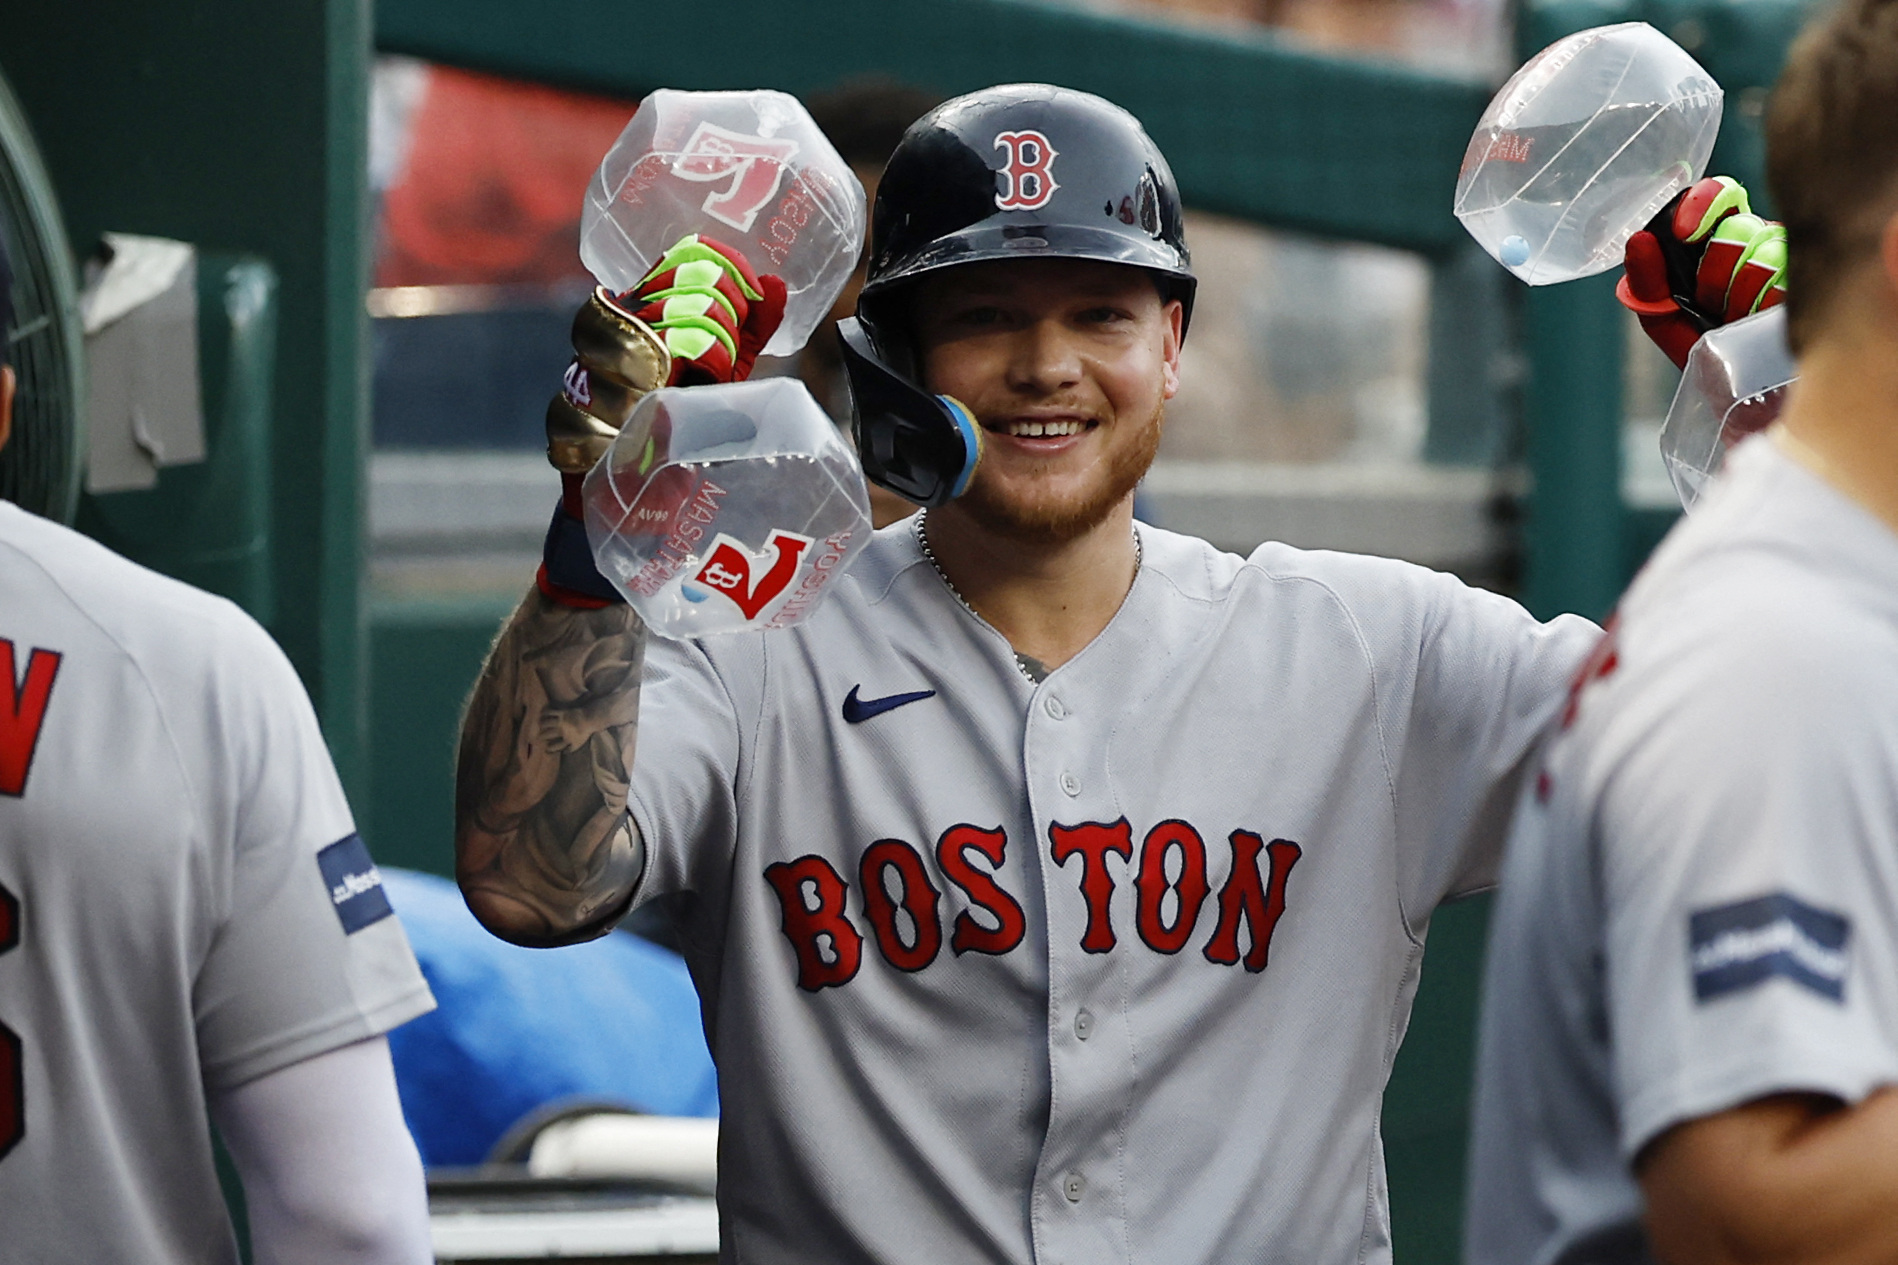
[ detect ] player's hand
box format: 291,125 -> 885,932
619,234 -> 787,387
544,234 -> 788,478
538,234 -> 787,609
1618,176 -> 1788,369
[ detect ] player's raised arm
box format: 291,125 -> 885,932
454,238 -> 785,947
455,590 -> 648,946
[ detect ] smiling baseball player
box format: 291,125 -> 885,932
1464,4 -> 1898,1262
456,84 -> 1600,1263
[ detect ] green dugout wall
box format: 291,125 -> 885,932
0,0 -> 375,792
375,0 -> 1812,622
1518,0 -> 1812,622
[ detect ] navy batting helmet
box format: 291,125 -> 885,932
838,83 -> 1195,507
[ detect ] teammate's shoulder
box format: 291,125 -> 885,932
1627,560 -> 1885,692
1624,457 -> 1893,665
1597,555 -> 1892,771
1640,435 -> 1888,590
0,501 -> 280,667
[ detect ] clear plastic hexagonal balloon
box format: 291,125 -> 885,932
581,89 -> 867,357
582,378 -> 873,638
1455,22 -> 1723,286
1660,304 -> 1796,510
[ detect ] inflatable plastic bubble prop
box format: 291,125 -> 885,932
582,89 -> 867,357
1456,23 -> 1722,286
582,378 -> 873,637
1660,304 -> 1795,510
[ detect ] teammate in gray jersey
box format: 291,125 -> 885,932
454,86 -> 1608,1263
0,230 -> 437,1261
1465,5 -> 1898,1262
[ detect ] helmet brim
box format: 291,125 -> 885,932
861,221 -> 1196,325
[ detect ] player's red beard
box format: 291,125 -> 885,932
956,399 -> 1164,546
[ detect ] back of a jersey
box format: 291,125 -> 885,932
0,502 -> 430,1262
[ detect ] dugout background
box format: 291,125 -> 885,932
0,0 -> 1819,1258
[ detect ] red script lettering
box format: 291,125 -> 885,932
859,840 -> 943,971
1049,819 -> 1134,953
1203,832 -> 1301,973
763,856 -> 864,991
937,825 -> 1026,956
0,641 -> 61,797
1134,820 -> 1210,954
670,122 -> 801,233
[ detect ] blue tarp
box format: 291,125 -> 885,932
381,868 -> 718,1168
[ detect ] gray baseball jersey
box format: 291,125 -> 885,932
0,502 -> 435,1264
1464,436 -> 1898,1265
626,519 -> 1597,1265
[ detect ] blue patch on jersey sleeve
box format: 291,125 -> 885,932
317,833 -> 394,935
1689,892 -> 1850,1003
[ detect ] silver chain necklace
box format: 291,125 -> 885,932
912,510 -> 1142,684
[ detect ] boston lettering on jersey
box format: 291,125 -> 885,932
764,818 -> 1301,990
0,638 -> 62,798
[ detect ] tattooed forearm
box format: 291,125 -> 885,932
454,587 -> 648,946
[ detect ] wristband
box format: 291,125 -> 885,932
539,500 -> 624,608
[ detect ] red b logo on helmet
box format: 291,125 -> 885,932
994,130 -> 1060,211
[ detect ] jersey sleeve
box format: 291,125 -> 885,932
1598,602 -> 1898,1159
1390,569 -> 1600,923
193,613 -> 435,1094
623,632 -> 750,906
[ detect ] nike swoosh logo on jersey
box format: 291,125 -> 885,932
842,685 -> 937,724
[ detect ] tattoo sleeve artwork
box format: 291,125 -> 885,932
455,589 -> 648,946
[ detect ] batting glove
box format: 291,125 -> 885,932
545,234 -> 787,479
538,234 -> 786,608
1618,176 -> 1788,369
621,234 -> 788,387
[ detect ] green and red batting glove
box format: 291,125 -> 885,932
616,233 -> 788,386
545,233 -> 787,480
538,234 -> 787,607
1618,176 -> 1788,369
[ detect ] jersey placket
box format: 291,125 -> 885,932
1023,667 -> 1135,1265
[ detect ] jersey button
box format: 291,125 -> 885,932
1044,694 -> 1067,720
1063,1172 -> 1087,1203
1074,1009 -> 1094,1041
1060,772 -> 1081,797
